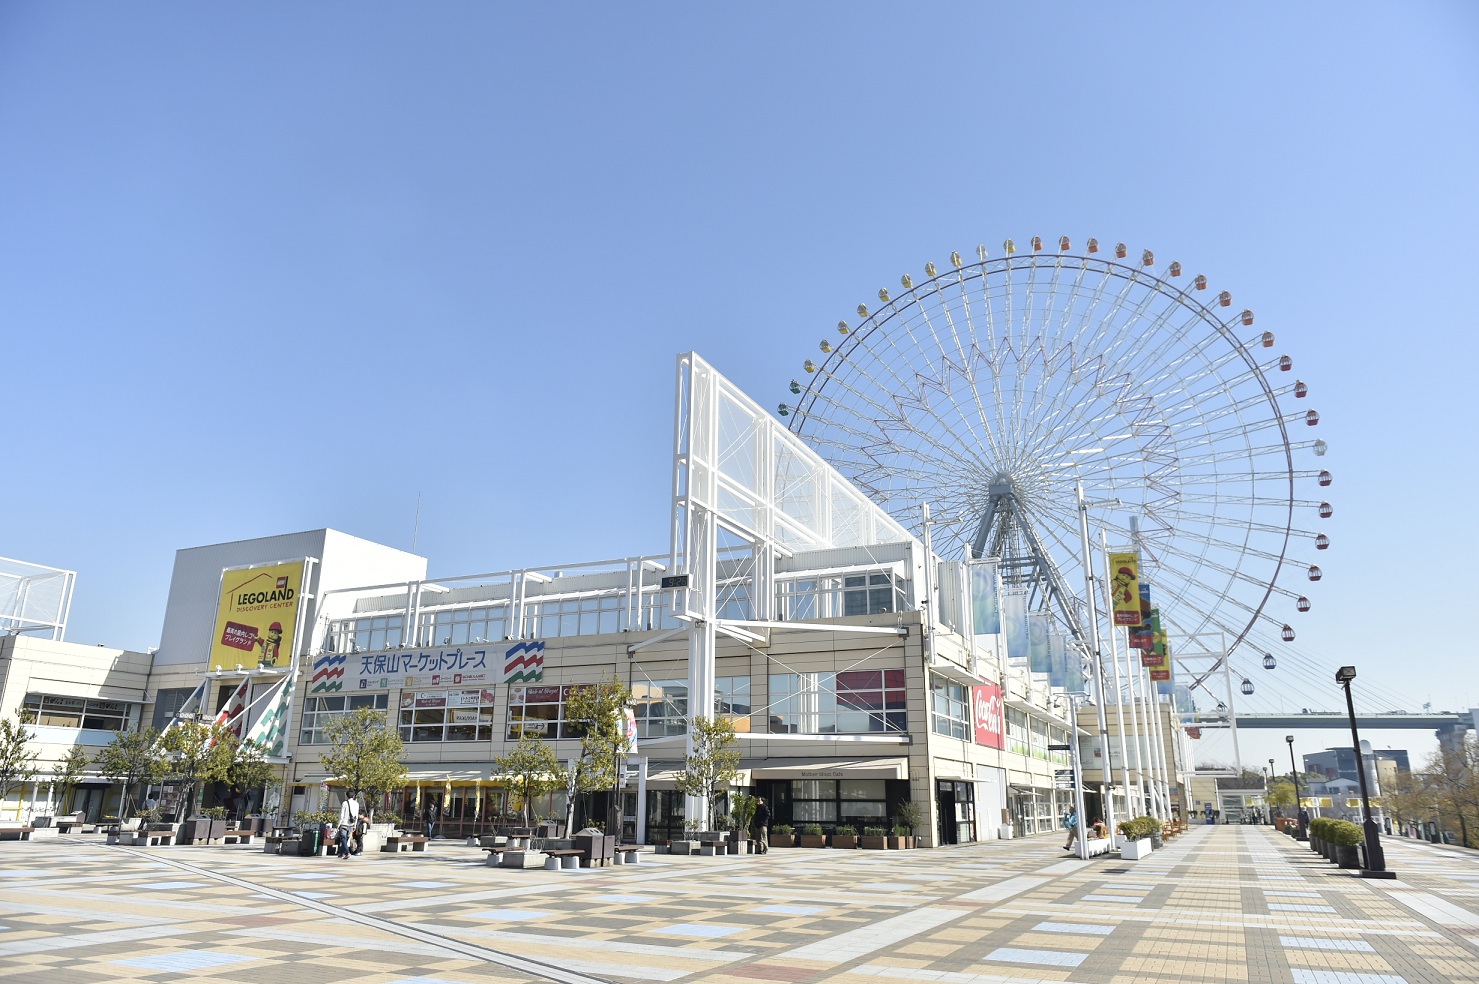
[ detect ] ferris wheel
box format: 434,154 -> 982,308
779,237 -> 1329,679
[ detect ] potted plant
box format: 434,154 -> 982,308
889,823 -> 913,850
1332,819 -> 1364,869
730,793 -> 759,853
895,800 -> 924,848
1116,816 -> 1154,860
860,825 -> 889,849
831,824 -> 859,849
769,823 -> 797,849
203,805 -> 228,841
799,823 -> 827,848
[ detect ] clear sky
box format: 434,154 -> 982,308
2,3 -> 1475,772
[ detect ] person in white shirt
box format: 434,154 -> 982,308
336,793 -> 360,859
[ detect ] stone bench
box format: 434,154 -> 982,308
613,845 -> 642,865
0,826 -> 34,841
382,835 -> 429,853
223,830 -> 254,845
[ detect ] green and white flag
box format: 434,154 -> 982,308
245,676 -> 295,758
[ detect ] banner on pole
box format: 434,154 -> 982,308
1108,551 -> 1142,625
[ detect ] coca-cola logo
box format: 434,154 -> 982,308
975,692 -> 1002,733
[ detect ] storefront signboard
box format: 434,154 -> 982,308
971,681 -> 1005,750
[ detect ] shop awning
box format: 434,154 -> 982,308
751,757 -> 908,781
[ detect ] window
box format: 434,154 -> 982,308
1006,707 -> 1029,755
1049,728 -> 1070,765
844,573 -> 900,616
23,694 -> 138,732
716,675 -> 752,732
506,684 -> 589,740
632,680 -> 687,738
421,605 -> 507,647
398,688 -> 497,743
931,680 -> 969,740
768,670 -> 907,734
786,778 -> 889,825
326,614 -> 404,653
299,694 -> 389,745
1028,717 -> 1048,760
791,779 -> 838,822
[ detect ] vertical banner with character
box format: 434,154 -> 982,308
209,561 -> 307,669
968,560 -> 1001,635
1108,551 -> 1142,626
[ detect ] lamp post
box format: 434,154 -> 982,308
1286,735 -> 1306,840
1335,666 -> 1395,878
1267,759 -> 1276,825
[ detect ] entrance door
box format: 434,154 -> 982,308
936,782 -> 958,845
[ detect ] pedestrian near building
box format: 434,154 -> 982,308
425,800 -> 440,839
1062,807 -> 1080,851
754,797 -> 771,854
337,792 -> 360,860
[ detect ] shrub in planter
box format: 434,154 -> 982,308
889,823 -> 913,850
799,823 -> 827,848
832,824 -> 859,849
769,823 -> 797,848
1330,819 -> 1364,868
860,826 -> 889,850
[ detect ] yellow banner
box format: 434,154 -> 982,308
1108,552 -> 1141,626
209,561 -> 305,669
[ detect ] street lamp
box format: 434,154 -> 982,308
1268,759 -> 1276,825
1286,735 -> 1306,841
1335,666 -> 1395,878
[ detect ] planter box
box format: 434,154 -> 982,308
799,834 -> 828,848
769,833 -> 797,848
997,824 -> 1014,839
1121,837 -> 1152,861
1336,844 -> 1361,869
888,835 -> 911,850
831,835 -> 859,850
859,836 -> 889,850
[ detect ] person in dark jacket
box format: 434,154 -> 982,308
753,798 -> 771,854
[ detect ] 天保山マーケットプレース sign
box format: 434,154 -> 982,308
209,561 -> 306,668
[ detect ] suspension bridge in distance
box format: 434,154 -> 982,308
1185,711 -> 1474,732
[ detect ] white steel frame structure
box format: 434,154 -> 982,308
0,556 -> 75,641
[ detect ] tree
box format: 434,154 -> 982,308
226,740 -> 277,820
95,727 -> 166,818
562,676 -> 633,831
50,744 -> 89,814
1421,734 -> 1479,848
160,721 -> 237,818
675,715 -> 741,830
1381,768 -> 1433,835
0,717 -> 40,807
493,732 -> 563,827
319,707 -> 408,820
1266,778 -> 1296,817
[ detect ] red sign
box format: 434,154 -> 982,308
220,621 -> 259,652
972,682 -> 1005,749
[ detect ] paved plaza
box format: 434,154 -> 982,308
1,826 -> 1477,984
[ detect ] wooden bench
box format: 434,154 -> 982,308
262,834 -> 293,854
613,845 -> 642,865
0,827 -> 35,841
223,830 -> 254,845
382,834 -> 429,853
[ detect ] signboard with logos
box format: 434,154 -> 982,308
312,642 -> 542,693
971,681 -> 1005,750
1108,551 -> 1142,625
209,560 -> 308,669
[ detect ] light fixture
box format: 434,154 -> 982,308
1335,665 -> 1356,684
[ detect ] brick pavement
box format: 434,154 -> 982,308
1,825 -> 1476,983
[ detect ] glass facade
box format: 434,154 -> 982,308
398,688 -> 498,743
22,693 -> 138,732
768,670 -> 907,734
298,693 -> 390,745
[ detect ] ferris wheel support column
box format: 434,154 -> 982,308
1076,483 -> 1116,841
1099,530 -> 1135,820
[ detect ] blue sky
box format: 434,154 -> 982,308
2,3 -> 1476,770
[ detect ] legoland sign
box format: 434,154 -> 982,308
972,681 -> 1005,750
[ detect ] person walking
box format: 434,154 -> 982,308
1062,807 -> 1080,851
336,792 -> 361,860
753,797 -> 771,854
425,799 -> 440,840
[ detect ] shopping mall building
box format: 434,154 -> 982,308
0,355 -> 1186,846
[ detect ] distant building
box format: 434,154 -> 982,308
1303,746 -> 1409,785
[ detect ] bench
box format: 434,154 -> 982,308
0,827 -> 35,841
223,830 -> 254,845
613,845 -> 642,865
543,848 -> 583,871
382,835 -> 429,853
262,834 -> 293,854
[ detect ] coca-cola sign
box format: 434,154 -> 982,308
972,682 -> 1005,749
